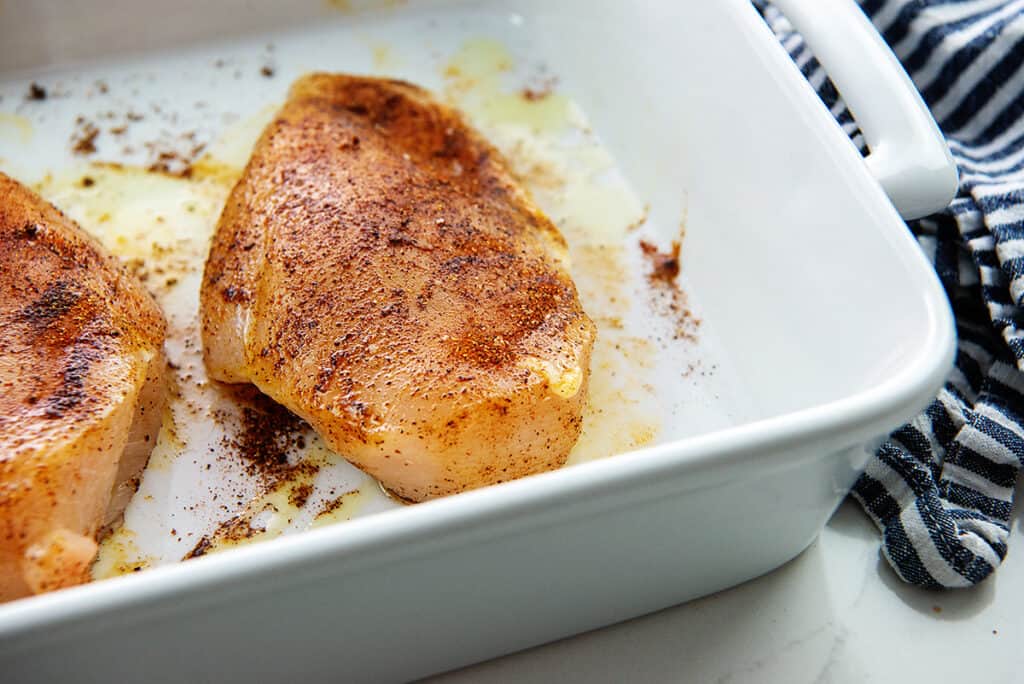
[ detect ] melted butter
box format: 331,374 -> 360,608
196,103 -> 278,173
311,481 -> 374,528
189,157 -> 244,187
370,42 -> 401,72
442,42 -> 644,247
199,486 -> 298,554
519,357 -> 584,399
34,165 -> 230,259
555,181 -> 648,247
143,404 -> 185,472
567,247 -> 661,464
93,528 -> 154,580
192,438 -> 362,555
0,113 -> 32,143
443,39 -> 576,135
566,335 -> 662,466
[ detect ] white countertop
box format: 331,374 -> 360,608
433,486 -> 1024,683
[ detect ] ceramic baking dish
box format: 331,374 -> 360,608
0,0 -> 956,681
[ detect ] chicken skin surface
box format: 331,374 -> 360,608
0,172 -> 166,601
201,74 -> 595,501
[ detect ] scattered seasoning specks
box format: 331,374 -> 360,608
640,239 -> 681,284
639,239 -> 700,342
27,82 -> 47,101
71,117 -> 100,155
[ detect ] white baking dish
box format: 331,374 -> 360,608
0,0 -> 956,681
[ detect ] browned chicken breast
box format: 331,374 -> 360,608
0,173 -> 166,601
202,74 -> 595,501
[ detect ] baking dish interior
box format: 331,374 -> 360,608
547,0 -> 951,424
0,0 -> 951,441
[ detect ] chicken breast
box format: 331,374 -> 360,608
0,172 -> 166,601
202,74 -> 595,501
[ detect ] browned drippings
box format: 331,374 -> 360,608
639,239 -> 700,342
640,239 -> 681,284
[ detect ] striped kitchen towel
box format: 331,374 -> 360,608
758,1 -> 1024,588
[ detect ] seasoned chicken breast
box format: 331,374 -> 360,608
202,74 -> 595,501
0,173 -> 166,601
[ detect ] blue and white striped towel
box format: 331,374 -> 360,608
759,1 -> 1024,588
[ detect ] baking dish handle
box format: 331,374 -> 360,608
771,0 -> 959,220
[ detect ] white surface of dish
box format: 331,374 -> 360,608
0,1 -> 957,681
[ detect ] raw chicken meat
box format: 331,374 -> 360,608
201,74 -> 595,501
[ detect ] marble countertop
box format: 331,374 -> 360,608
433,486 -> 1024,683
